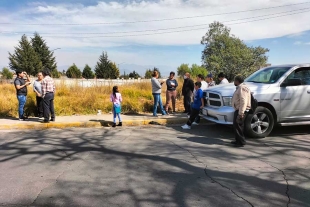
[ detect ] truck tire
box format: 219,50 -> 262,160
244,106 -> 274,138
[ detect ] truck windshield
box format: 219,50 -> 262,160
245,67 -> 291,84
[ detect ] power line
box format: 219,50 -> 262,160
40,9 -> 310,38
1,7 -> 310,38
1,7 -> 309,36
0,1 -> 309,25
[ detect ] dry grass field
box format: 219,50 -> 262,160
0,79 -> 184,117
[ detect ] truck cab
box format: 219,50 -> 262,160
201,64 -> 310,138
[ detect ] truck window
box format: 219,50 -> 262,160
245,67 -> 291,84
284,67 -> 310,85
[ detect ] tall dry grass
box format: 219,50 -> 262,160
0,79 -> 184,117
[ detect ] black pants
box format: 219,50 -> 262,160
187,108 -> 200,126
194,112 -> 201,123
36,96 -> 44,118
233,110 -> 247,145
183,93 -> 192,113
43,93 -> 55,121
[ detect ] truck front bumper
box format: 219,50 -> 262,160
200,106 -> 235,125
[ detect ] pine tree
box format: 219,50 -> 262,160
31,33 -> 60,78
9,35 -> 42,76
153,67 -> 161,78
145,69 -> 153,79
94,51 -> 120,79
109,62 -> 120,79
66,64 -> 82,78
82,64 -> 95,79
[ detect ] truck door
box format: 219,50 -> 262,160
280,67 -> 310,122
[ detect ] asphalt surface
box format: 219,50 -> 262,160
0,124 -> 309,207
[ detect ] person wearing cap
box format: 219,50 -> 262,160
218,72 -> 229,84
182,72 -> 194,115
14,70 -> 31,121
205,74 -> 216,88
165,71 -> 178,114
231,75 -> 251,147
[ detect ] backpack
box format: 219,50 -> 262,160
249,93 -> 258,114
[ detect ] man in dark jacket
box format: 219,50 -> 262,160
182,72 -> 194,115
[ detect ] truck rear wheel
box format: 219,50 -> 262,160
244,106 -> 274,138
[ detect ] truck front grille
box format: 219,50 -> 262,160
210,100 -> 221,107
209,93 -> 220,99
207,92 -> 222,107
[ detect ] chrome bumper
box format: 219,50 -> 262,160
200,106 -> 235,125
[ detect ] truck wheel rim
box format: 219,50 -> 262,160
250,112 -> 270,134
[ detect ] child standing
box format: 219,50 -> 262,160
110,86 -> 122,127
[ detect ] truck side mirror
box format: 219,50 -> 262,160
280,78 -> 302,87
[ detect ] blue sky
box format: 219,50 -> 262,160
1,0 -> 310,76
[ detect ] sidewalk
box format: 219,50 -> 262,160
0,113 -> 206,130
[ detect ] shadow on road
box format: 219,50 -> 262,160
0,125 -> 309,207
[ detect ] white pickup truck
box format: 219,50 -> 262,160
201,64 -> 310,138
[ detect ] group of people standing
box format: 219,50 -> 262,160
150,70 -> 229,119
14,69 -> 56,123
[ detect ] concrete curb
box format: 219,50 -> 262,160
0,117 -> 203,130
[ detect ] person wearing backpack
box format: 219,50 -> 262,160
110,86 -> 122,127
231,75 -> 251,147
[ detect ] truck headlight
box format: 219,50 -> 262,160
222,97 -> 232,106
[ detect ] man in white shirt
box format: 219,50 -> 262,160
198,74 -> 208,91
218,72 -> 229,84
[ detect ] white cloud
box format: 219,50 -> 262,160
1,0 -> 310,68
294,41 -> 302,45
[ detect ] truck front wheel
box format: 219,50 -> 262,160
244,106 -> 274,138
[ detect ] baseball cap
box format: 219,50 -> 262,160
206,74 -> 213,78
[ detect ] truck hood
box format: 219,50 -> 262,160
205,82 -> 271,97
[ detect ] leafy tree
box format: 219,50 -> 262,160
1,67 -> 13,79
129,71 -> 140,79
95,52 -> 119,79
191,64 -> 207,78
145,69 -> 153,79
82,64 -> 95,79
66,64 -> 82,78
177,63 -> 191,77
9,35 -> 42,76
201,21 -> 269,81
31,33 -> 59,78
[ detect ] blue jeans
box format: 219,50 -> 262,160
153,93 -> 166,116
17,95 -> 27,119
113,108 -> 122,123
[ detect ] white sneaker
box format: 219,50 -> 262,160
192,122 -> 199,125
181,124 -> 191,129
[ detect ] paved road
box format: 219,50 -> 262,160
0,124 -> 309,207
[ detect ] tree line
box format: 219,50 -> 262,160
4,21 -> 269,81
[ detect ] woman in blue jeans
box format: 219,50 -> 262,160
151,70 -> 167,117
